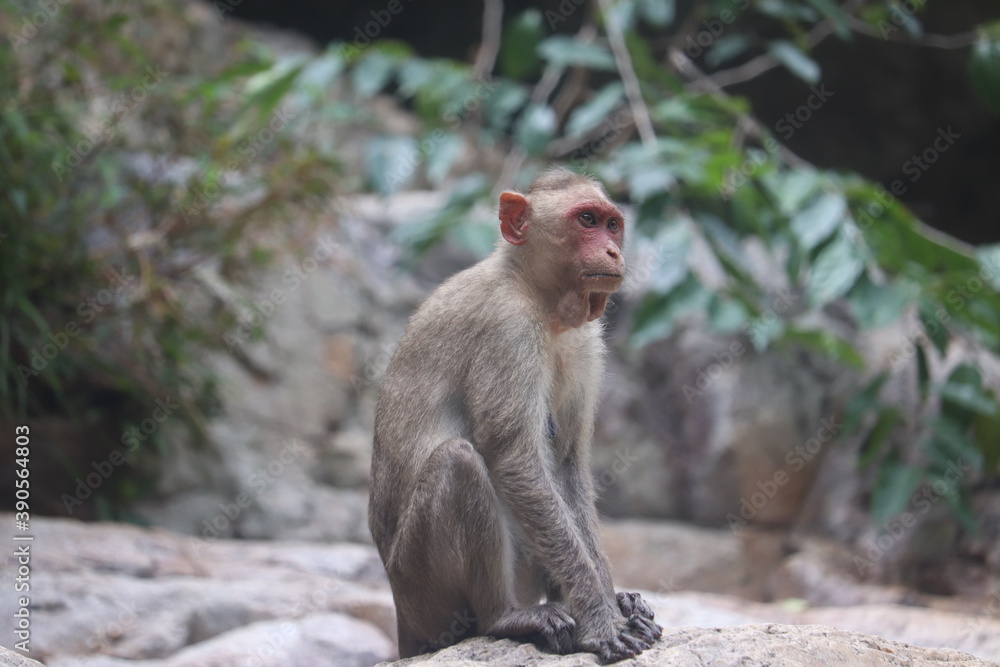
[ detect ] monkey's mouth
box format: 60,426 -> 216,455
585,272 -> 625,291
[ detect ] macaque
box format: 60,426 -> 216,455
368,168 -> 661,663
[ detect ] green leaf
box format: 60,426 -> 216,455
916,341 -> 930,402
538,36 -> 616,71
872,459 -> 922,525
807,230 -> 864,307
697,213 -> 753,280
566,82 -> 625,137
942,488 -> 978,533
364,135 -> 419,195
780,326 -> 865,368
977,244 -> 1000,289
393,174 -> 490,257
648,223 -> 692,293
242,60 -> 305,119
848,275 -> 913,329
425,132 -> 463,185
858,407 -> 901,469
844,373 -> 889,436
971,22 -> 1000,114
514,104 -> 557,155
352,52 -> 397,98
298,51 -> 346,96
805,0 -> 852,38
744,308 -> 786,352
939,364 -> 997,420
973,409 -> 1000,472
636,0 -> 675,27
628,165 -> 676,203
397,59 -> 437,99
706,35 -> 752,69
215,58 -> 275,82
625,32 -> 675,89
858,201 -> 978,277
630,275 -> 711,348
925,416 -> 984,470
758,0 -> 818,21
791,191 -> 847,252
708,296 -> 749,333
483,81 -> 529,131
918,299 -> 949,354
767,169 -> 823,217
501,9 -> 545,79
767,40 -> 821,84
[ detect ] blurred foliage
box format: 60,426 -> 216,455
3,0 -> 999,530
328,0 -> 1000,528
0,0 -> 338,514
971,20 -> 1000,113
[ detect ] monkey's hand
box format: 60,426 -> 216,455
577,607 -> 662,664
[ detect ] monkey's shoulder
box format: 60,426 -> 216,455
412,258 -> 537,333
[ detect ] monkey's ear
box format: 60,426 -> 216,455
499,191 -> 529,246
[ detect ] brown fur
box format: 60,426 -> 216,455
368,168 -> 661,663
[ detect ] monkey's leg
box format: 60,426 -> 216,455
387,438 -> 574,657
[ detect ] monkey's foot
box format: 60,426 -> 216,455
487,602 -> 576,655
579,613 -> 663,664
616,591 -> 657,622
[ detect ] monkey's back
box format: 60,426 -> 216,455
369,253 -> 537,552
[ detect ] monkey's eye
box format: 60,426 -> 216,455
580,212 -> 598,227
608,218 -> 621,232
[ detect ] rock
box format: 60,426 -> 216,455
378,625 -> 996,666
128,190 -> 468,544
45,613 -> 394,667
316,427 -> 375,488
0,647 -> 44,667
132,228 -> 376,543
656,591 -> 1000,662
0,515 -> 394,666
601,520 -> 901,604
794,605 -> 1000,664
767,536 -> 914,606
600,520 -> 751,597
6,516 -> 1000,666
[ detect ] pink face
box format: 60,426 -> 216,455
565,198 -> 626,292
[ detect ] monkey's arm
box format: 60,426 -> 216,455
555,363 -> 661,631
560,454 -> 660,628
468,318 -> 658,661
469,340 -> 620,629
490,438 -> 621,624
559,454 -> 615,596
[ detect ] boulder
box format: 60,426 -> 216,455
0,647 -> 44,667
6,515 -> 1000,667
378,625 -> 995,666
44,613 -> 393,667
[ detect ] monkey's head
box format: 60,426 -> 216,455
498,169 -> 625,330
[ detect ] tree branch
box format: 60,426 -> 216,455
495,25 -> 599,194
702,19 -> 838,90
597,0 -> 656,147
669,48 -> 811,169
473,0 -> 504,79
844,15 -> 978,50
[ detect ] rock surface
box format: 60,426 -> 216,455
0,515 -> 396,666
381,627 -> 994,666
4,515 -> 1000,667
0,646 -> 44,667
